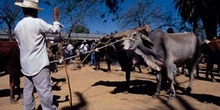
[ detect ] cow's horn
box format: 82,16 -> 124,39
139,33 -> 154,48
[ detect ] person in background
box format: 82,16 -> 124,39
14,0 -> 63,109
89,40 -> 96,66
66,42 -> 74,64
79,40 -> 89,65
167,27 -> 174,33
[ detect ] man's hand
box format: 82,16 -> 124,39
53,6 -> 59,22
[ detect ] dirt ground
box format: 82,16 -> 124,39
0,59 -> 220,110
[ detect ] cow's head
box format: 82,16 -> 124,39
50,43 -> 64,64
122,30 -> 153,50
47,48 -> 58,73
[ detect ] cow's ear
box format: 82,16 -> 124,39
140,34 -> 154,48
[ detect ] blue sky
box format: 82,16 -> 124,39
39,0 -> 176,34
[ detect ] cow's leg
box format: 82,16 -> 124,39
218,64 -> 220,75
106,59 -> 111,72
206,62 -> 216,82
206,62 -> 212,80
166,65 -> 175,99
195,63 -> 200,78
95,56 -> 100,70
137,64 -> 142,73
9,77 -> 16,104
153,73 -> 162,98
125,70 -> 131,82
14,74 -> 22,100
210,63 -> 216,82
185,61 -> 197,94
8,70 -> 18,104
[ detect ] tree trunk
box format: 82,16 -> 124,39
8,26 -> 13,41
201,14 -> 217,40
193,19 -> 198,37
68,31 -> 72,43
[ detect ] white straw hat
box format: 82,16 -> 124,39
15,0 -> 43,11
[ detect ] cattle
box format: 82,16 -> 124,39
94,36 -> 121,72
46,40 -> 64,65
200,39 -> 220,82
0,40 -> 59,104
94,35 -> 147,74
122,29 -> 200,99
93,36 -> 134,82
0,41 -> 22,104
126,49 -> 148,73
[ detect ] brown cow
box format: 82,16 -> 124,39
0,41 -> 23,104
0,40 -> 59,104
201,39 -> 220,82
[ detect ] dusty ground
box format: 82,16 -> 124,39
0,58 -> 220,110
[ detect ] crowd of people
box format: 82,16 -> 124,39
62,39 -> 98,67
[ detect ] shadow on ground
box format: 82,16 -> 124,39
60,92 -> 88,110
92,79 -> 156,96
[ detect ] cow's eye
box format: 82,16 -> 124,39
133,33 -> 137,37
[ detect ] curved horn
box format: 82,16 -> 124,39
139,33 -> 154,48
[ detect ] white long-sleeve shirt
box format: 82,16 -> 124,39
14,16 -> 63,76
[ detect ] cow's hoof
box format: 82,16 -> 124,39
19,93 -> 23,99
152,92 -> 159,98
205,75 -> 209,79
10,98 -> 17,104
168,94 -> 175,100
195,75 -> 200,79
212,78 -> 216,82
185,87 -> 192,94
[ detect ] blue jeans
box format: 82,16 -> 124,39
90,52 -> 96,65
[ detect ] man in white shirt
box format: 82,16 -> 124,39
65,43 -> 74,64
66,43 -> 74,55
79,40 -> 89,64
14,0 -> 63,110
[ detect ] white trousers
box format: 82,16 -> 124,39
23,68 -> 56,110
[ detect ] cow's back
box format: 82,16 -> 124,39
167,32 -> 199,62
0,41 -> 21,72
208,39 -> 220,52
148,30 -> 200,65
204,39 -> 220,62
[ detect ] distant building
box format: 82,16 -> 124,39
0,30 -> 104,42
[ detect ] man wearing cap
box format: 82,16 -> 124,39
14,0 -> 63,110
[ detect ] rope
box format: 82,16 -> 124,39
49,38 -> 124,64
80,38 -> 112,65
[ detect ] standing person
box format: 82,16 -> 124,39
89,40 -> 96,66
14,0 -> 63,110
79,40 -> 89,64
66,43 -> 74,64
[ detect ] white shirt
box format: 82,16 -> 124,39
66,44 -> 74,55
79,43 -> 88,54
14,16 -> 63,76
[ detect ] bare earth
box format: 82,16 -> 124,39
0,59 -> 220,110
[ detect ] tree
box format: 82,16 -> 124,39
116,0 -> 162,29
174,0 -> 220,40
74,25 -> 90,34
43,0 -> 127,37
0,0 -> 21,40
44,0 -> 118,39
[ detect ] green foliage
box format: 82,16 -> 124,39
74,25 -> 90,34
174,0 -> 220,39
